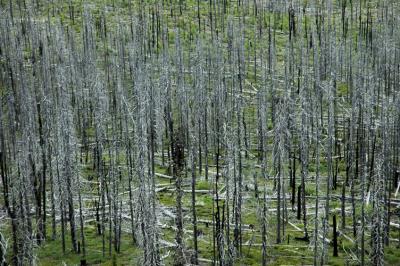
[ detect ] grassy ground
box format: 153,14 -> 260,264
37,226 -> 140,266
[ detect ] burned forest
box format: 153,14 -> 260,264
0,0 -> 400,265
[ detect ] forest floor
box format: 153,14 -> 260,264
2,151 -> 398,265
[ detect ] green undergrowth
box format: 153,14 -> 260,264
37,226 -> 140,265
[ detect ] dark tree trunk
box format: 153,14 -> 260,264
333,214 -> 338,257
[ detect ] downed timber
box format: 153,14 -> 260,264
79,176 -> 100,184
197,219 -> 254,230
155,172 -> 174,179
395,181 -> 400,198
156,185 -> 174,192
160,207 -> 176,219
242,243 -> 309,248
390,222 -> 400,229
198,258 -> 214,263
337,230 -> 355,243
165,188 -> 210,194
283,219 -> 329,244
159,239 -> 177,248
287,220 -> 302,232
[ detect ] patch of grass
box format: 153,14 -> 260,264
337,82 -> 349,97
305,183 -> 316,196
385,246 -> 400,265
37,226 -> 140,265
158,191 -> 176,206
196,180 -> 211,190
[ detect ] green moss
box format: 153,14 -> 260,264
37,226 -> 140,265
196,180 -> 211,190
85,127 -> 95,138
385,246 -> 400,265
337,82 -> 349,97
158,192 -> 176,206
305,183 -> 316,196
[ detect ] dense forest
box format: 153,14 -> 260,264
0,0 -> 399,265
